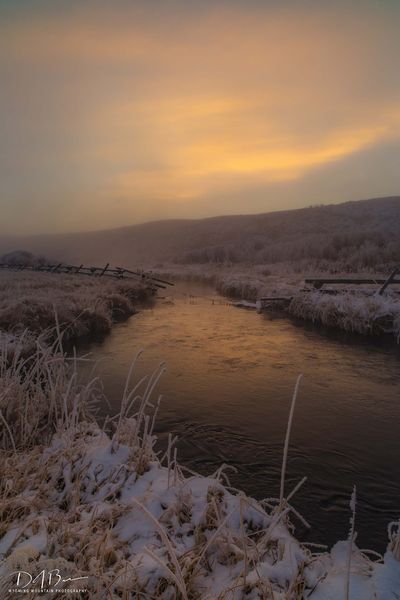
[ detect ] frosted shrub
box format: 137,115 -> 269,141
289,291 -> 400,339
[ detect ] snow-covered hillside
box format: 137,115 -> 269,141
0,196 -> 399,272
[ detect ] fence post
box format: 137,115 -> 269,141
99,262 -> 110,277
378,267 -> 399,295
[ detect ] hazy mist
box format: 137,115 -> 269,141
1,0 -> 400,234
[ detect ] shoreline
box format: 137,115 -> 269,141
1,336 -> 399,598
155,264 -> 400,342
0,271 -> 155,349
1,272 -> 400,597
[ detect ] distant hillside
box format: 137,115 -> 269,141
1,196 -> 400,272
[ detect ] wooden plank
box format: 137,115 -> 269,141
115,266 -> 174,286
301,287 -> 400,295
259,296 -> 293,301
304,277 -> 400,289
257,296 -> 292,313
99,262 -> 110,277
378,267 -> 400,295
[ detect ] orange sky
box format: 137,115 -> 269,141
1,0 -> 400,234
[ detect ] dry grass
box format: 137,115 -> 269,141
0,335 -> 399,598
0,272 -> 152,343
289,291 -> 400,340
157,263 -> 400,341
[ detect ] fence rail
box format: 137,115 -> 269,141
0,262 -> 174,289
256,268 -> 400,312
305,266 -> 400,295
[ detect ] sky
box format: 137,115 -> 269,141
0,0 -> 400,234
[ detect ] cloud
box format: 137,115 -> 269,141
0,0 -> 399,233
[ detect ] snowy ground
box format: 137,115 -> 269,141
1,335 -> 399,599
0,271 -> 152,343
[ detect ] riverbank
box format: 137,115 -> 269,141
0,271 -> 153,345
155,264 -> 400,340
1,335 -> 399,598
288,291 -> 400,340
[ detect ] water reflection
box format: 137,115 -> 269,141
79,281 -> 400,552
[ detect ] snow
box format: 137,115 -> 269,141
2,415 -> 400,598
289,290 -> 400,339
1,277 -> 400,597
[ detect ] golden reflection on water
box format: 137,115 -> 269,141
81,282 -> 400,551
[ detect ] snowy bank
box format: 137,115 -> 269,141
289,291 -> 400,340
0,337 -> 399,598
156,263 -> 400,340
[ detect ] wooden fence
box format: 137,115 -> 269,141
305,266 -> 400,295
257,267 -> 400,311
0,262 -> 174,289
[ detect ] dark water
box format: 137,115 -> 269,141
79,281 -> 400,552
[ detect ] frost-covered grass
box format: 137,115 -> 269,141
0,272 -> 152,343
157,263 -> 400,339
155,263 -> 304,301
215,272 -> 302,302
289,291 -> 400,340
214,273 -> 400,340
1,335 -> 399,598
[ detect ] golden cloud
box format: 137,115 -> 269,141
1,1 -> 399,231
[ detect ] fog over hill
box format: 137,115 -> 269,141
1,196 -> 400,272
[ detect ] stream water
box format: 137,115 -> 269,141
80,281 -> 400,552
